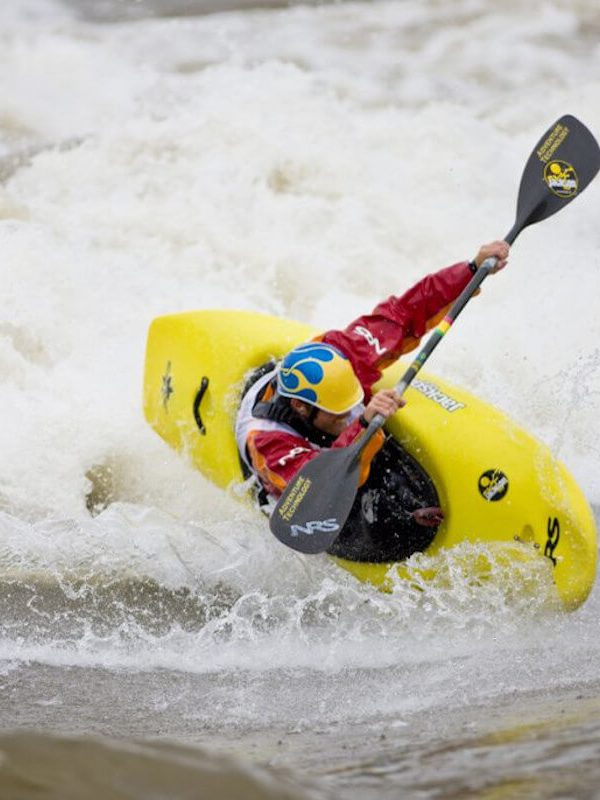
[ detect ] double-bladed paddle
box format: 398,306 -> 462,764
269,114 -> 600,554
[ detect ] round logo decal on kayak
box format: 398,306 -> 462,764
478,469 -> 509,502
544,160 -> 578,197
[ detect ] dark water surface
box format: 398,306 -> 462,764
2,663 -> 600,799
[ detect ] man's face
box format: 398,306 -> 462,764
290,399 -> 352,437
311,408 -> 351,437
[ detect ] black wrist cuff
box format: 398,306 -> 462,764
468,260 -> 478,274
358,414 -> 369,428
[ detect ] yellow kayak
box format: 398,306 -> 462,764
143,309 -> 597,610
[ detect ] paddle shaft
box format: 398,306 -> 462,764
357,250 -> 507,456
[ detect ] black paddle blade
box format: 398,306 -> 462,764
269,444 -> 362,553
508,115 -> 600,243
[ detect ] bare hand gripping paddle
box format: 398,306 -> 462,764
270,115 -> 600,554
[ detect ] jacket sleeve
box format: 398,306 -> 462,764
320,261 -> 473,396
246,420 -> 384,499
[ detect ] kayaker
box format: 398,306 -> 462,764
235,240 -> 510,561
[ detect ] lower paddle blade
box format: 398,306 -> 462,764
510,115 -> 600,242
269,445 -> 362,554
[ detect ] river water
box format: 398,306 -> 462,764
1,1 -> 600,797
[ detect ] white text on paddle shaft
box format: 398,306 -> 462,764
353,326 -> 386,355
278,447 -> 312,466
290,519 -> 340,537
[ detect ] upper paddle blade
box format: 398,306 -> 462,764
510,115 -> 600,242
269,444 -> 362,554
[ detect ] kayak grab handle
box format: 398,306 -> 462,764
193,377 -> 209,435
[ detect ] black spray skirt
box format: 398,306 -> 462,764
326,437 -> 440,563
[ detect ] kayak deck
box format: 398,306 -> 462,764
143,310 -> 597,610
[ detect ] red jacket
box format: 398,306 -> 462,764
246,262 -> 474,498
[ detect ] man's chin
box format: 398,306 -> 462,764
333,419 -> 351,436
